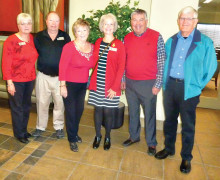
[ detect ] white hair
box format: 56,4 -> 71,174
99,13 -> 118,32
178,6 -> 198,19
17,13 -> 32,25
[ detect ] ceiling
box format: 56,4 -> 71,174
198,0 -> 220,23
199,0 -> 220,11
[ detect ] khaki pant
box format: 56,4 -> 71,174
35,72 -> 64,131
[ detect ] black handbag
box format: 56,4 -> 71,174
102,102 -> 125,129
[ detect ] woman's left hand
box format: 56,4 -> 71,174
107,89 -> 116,99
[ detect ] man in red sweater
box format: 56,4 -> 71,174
122,9 -> 166,156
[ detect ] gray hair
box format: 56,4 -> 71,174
178,6 -> 198,19
99,13 -> 118,32
17,13 -> 32,25
131,9 -> 148,20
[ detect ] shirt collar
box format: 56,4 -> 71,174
134,28 -> 148,37
43,29 -> 61,38
177,29 -> 195,40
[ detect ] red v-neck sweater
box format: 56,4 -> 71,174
124,28 -> 159,80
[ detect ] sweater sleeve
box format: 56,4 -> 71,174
2,38 -> 13,80
59,43 -> 72,81
111,41 -> 126,91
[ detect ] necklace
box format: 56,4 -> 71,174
74,41 -> 93,61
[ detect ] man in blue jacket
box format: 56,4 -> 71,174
155,6 -> 217,174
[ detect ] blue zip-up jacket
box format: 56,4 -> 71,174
163,29 -> 217,100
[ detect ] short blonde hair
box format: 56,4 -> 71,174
72,18 -> 90,37
17,13 -> 32,25
178,6 -> 198,19
99,13 -> 118,33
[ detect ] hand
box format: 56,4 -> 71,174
121,82 -> 126,90
107,89 -> 116,99
152,87 -> 160,95
7,83 -> 16,96
60,86 -> 68,98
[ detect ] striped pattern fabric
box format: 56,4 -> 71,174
88,41 -> 120,108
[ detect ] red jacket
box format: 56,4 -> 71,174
89,38 -> 125,96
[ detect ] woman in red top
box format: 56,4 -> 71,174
88,13 -> 126,150
2,13 -> 38,143
59,19 -> 94,152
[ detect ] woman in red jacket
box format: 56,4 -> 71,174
2,13 -> 38,143
59,19 -> 94,152
88,13 -> 126,150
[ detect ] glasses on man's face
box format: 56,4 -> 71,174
179,17 -> 197,22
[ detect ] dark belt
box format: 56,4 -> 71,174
40,71 -> 58,77
170,76 -> 184,83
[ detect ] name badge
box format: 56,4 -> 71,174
57,37 -> 64,40
109,47 -> 117,51
18,42 -> 26,46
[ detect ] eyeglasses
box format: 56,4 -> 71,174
19,22 -> 32,26
179,17 -> 197,22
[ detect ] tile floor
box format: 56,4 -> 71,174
0,100 -> 220,180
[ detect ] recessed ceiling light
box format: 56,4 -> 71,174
203,0 -> 213,3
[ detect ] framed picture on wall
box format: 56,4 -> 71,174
0,0 -> 69,36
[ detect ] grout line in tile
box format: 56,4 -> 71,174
66,142 -> 91,180
196,142 -> 209,180
115,148 -> 126,180
0,136 -> 11,146
1,153 -> 32,177
1,151 -> 38,178
20,157 -> 41,179
162,159 -> 165,180
204,163 -> 220,168
118,170 -> 159,180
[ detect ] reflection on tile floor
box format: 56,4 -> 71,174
0,103 -> 220,180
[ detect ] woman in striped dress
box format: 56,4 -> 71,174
88,13 -> 126,150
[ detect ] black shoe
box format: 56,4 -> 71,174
180,160 -> 191,174
155,149 -> 175,159
148,146 -> 156,156
56,129 -> 65,139
32,129 -> 43,137
122,138 -> 140,147
104,138 -> 111,151
24,132 -> 32,138
93,136 -> 102,149
17,137 -> 29,144
69,142 -> 78,152
76,135 -> 82,143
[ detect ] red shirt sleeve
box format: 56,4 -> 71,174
59,42 -> 72,81
2,37 -> 14,80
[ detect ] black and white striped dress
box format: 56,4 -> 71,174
88,41 -> 120,108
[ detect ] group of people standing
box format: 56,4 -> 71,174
2,6 -> 217,174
